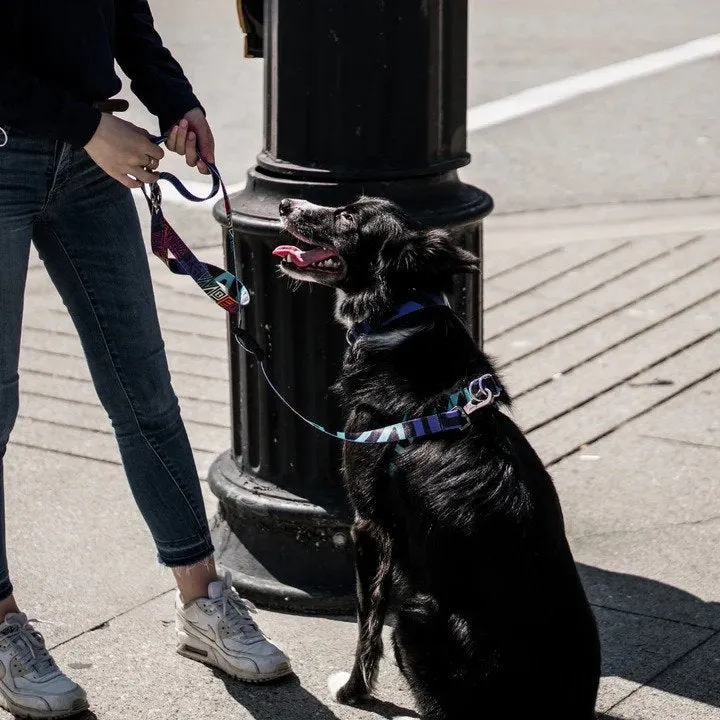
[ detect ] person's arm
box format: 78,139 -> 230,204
114,0 -> 202,134
0,1 -> 100,147
115,0 -> 215,173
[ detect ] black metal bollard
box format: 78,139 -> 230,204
209,0 -> 493,614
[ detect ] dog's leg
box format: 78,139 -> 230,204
329,517 -> 393,705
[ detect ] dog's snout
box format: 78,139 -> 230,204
279,198 -> 293,217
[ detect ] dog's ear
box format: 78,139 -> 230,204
387,228 -> 480,280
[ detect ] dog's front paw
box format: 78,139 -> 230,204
328,671 -> 369,705
328,671 -> 351,701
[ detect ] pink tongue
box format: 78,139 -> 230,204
272,244 -> 337,268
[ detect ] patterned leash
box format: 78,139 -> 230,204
142,139 -> 502,443
142,134 -> 250,313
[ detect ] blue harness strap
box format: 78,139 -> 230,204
346,293 -> 450,344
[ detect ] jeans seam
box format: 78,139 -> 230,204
34,218 -> 211,544
41,142 -> 69,213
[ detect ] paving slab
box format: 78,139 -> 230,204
609,632 -> 720,719
551,429 -> 720,542
2,446 -> 175,648
485,234 -> 691,336
517,293 -> 720,431
484,236 -> 625,309
592,605 -> 713,713
573,516 -> 720,631
631,371 -> 720,449
501,256 -> 720,397
485,232 -> 717,361
526,331 -> 720,465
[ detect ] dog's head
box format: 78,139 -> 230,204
273,197 -> 479,321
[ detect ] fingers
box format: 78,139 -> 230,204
168,118 -> 189,156
166,124 -> 180,153
181,132 -> 208,175
166,114 -> 216,176
115,173 -> 143,189
185,132 -> 199,168
143,140 -> 164,162
130,167 -> 161,185
195,122 -> 216,165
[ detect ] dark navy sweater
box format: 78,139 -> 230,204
0,0 -> 201,147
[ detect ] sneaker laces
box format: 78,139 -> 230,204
1,614 -> 59,679
211,575 -> 263,641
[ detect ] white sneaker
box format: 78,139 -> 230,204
175,573 -> 292,683
0,613 -> 88,719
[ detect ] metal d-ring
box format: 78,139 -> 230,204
150,183 -> 162,212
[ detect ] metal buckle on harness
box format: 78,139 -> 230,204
461,373 -> 502,422
452,405 -> 473,430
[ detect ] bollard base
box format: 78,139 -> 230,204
208,450 -> 356,615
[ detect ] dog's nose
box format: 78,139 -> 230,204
279,199 -> 293,216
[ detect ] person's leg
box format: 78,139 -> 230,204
35,145 -> 291,681
0,128 -> 51,621
34,144 -> 216,584
0,128 -> 88,718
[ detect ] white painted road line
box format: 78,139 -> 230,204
467,33 -> 720,132
136,33 -> 720,206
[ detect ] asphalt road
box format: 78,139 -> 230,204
125,0 -> 720,214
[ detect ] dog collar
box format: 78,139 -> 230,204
346,292 -> 451,345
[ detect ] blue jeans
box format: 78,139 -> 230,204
0,127 -> 214,601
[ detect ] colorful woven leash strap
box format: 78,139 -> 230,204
249,346 -> 502,444
142,135 -> 250,313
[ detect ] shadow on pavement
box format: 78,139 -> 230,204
193,562 -> 720,719
213,670 -> 418,720
580,563 -> 720,711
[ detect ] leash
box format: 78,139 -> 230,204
142,140 -> 501,444
142,134 -> 250,313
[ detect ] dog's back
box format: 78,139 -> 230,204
338,309 -> 601,719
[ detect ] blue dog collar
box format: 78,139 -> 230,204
347,292 -> 451,344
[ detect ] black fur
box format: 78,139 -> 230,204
277,197 -> 601,719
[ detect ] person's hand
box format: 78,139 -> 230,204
84,113 -> 164,189
165,107 -> 215,175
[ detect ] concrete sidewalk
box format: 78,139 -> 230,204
7,197 -> 720,719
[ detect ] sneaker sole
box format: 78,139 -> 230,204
0,691 -> 89,719
176,631 -> 293,684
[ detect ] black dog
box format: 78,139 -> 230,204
273,197 -> 601,719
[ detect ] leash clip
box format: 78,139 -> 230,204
461,374 -> 502,422
233,327 -> 265,362
149,183 -> 162,213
